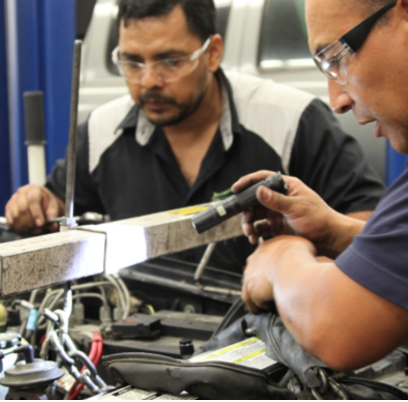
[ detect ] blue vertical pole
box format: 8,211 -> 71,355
40,0 -> 75,172
0,2 -> 11,213
5,0 -> 75,194
386,143 -> 408,186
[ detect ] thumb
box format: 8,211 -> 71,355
256,186 -> 293,215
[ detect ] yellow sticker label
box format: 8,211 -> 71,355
169,206 -> 208,216
233,348 -> 266,364
194,337 -> 260,362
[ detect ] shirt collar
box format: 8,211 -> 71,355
114,68 -> 241,150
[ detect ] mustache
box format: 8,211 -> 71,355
139,91 -> 178,107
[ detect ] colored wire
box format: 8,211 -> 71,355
68,331 -> 103,400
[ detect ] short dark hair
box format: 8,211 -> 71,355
117,0 -> 216,43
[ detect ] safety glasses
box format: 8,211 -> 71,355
112,37 -> 212,84
314,0 -> 397,84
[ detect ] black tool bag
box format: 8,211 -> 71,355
103,312 -> 408,399
198,313 -> 408,400
102,352 -> 296,400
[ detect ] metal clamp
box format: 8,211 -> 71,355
311,369 -> 348,400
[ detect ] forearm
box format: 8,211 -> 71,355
270,244 -> 329,349
346,210 -> 372,221
320,210 -> 366,258
270,244 -> 408,371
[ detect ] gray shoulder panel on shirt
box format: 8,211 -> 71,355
225,71 -> 315,173
88,74 -> 316,175
88,94 -> 134,174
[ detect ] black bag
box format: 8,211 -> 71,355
103,310 -> 408,399
102,352 -> 296,400
198,313 -> 408,400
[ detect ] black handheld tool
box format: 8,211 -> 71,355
192,172 -> 288,234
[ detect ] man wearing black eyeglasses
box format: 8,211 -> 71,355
5,0 -> 385,273
238,0 -> 408,370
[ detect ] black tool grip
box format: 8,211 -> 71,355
192,172 -> 288,234
24,91 -> 46,145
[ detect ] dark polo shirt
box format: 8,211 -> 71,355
46,70 -> 385,272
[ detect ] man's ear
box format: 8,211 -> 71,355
399,0 -> 408,15
207,34 -> 223,73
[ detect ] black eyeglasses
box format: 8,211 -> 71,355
314,0 -> 397,84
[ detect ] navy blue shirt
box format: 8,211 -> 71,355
336,164 -> 408,310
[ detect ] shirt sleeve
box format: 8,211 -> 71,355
335,166 -> 408,310
45,119 -> 106,215
288,99 -> 385,214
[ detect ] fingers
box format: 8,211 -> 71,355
241,207 -> 286,243
241,284 -> 262,315
42,191 -> 60,222
5,185 -> 56,233
27,189 -> 46,227
42,196 -> 60,233
6,192 -> 36,233
256,185 -> 294,216
231,170 -> 275,193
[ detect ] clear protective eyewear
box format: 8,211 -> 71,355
313,0 -> 397,84
112,36 -> 212,84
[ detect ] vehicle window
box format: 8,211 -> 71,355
106,1 -> 231,76
215,0 -> 232,43
258,0 -> 314,70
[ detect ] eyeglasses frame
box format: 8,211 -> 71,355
314,0 -> 397,82
111,36 -> 213,84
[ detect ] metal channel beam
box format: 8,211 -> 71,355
0,206 -> 243,295
0,230 -> 106,295
87,208 -> 243,275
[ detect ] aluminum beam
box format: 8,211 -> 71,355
0,206 -> 243,295
0,230 -> 106,295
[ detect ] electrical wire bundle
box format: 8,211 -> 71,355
1,274 -> 133,399
68,330 -> 103,400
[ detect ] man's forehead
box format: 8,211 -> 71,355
306,0 -> 369,53
119,5 -> 198,50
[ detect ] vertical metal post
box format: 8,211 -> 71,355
0,2 -> 11,213
61,40 -> 82,230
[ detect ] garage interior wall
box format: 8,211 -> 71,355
0,0 -> 96,214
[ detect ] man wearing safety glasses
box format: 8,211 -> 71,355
239,0 -> 408,370
5,0 -> 384,273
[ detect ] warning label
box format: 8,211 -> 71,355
190,337 -> 277,370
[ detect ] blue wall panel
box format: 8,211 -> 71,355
386,143 -> 408,187
0,2 -> 11,213
5,0 -> 75,194
40,0 -> 75,172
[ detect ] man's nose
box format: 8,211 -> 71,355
140,65 -> 164,88
328,80 -> 354,114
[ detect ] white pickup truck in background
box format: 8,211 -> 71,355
79,0 -> 386,181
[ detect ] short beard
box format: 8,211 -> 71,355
138,73 -> 209,127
